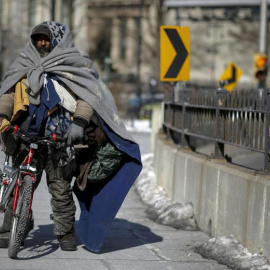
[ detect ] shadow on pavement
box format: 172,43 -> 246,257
16,224 -> 59,260
15,218 -> 163,258
93,218 -> 163,254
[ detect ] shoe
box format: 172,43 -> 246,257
0,218 -> 34,248
58,232 -> 77,251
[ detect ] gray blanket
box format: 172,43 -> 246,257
0,24 -> 134,142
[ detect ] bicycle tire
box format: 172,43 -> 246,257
8,175 -> 33,259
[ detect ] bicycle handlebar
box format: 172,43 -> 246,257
10,125 -> 66,144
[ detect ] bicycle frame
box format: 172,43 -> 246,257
0,126 -> 63,216
0,126 -> 68,259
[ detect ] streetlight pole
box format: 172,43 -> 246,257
258,0 -> 268,89
259,0 -> 268,54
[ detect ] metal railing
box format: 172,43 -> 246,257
163,83 -> 270,173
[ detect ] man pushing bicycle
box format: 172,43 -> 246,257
0,21 -> 142,255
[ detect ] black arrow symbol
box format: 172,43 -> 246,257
164,28 -> 189,79
226,65 -> 236,84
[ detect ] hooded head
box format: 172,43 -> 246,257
31,23 -> 51,40
31,21 -> 66,57
31,23 -> 52,57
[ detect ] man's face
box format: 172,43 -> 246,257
34,34 -> 51,57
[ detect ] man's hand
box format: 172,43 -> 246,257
0,118 -> 11,133
64,122 -> 84,145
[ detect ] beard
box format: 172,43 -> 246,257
36,46 -> 51,57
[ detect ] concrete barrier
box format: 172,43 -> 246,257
152,108 -> 270,259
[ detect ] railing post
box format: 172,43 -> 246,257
263,88 -> 270,173
214,85 -> 225,157
181,102 -> 188,147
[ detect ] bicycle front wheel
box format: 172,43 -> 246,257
8,175 -> 33,259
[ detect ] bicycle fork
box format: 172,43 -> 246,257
12,148 -> 36,218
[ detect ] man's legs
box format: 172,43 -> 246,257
45,158 -> 77,251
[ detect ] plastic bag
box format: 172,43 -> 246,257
88,141 -> 124,184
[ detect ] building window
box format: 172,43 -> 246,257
120,18 -> 127,60
28,0 -> 36,28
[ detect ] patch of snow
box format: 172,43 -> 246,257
135,153 -> 198,230
195,234 -> 270,270
124,119 -> 152,133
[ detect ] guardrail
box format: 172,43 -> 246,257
163,83 -> 270,172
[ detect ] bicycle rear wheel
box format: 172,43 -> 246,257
8,175 -> 33,259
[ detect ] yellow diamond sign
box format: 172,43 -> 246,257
160,26 -> 190,81
218,62 -> 243,91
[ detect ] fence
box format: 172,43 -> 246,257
163,83 -> 270,172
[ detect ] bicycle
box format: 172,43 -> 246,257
0,125 -> 67,259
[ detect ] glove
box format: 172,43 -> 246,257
0,118 -> 11,133
64,122 -> 84,145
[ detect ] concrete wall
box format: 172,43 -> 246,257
152,109 -> 270,259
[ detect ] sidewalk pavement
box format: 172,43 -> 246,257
0,151 -> 229,270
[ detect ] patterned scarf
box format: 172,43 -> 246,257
46,21 -> 66,48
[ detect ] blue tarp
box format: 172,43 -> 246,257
74,117 -> 142,253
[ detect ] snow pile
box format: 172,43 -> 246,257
195,234 -> 270,270
135,153 -> 198,230
124,119 -> 152,133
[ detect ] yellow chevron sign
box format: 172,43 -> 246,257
160,26 -> 190,81
218,62 -> 243,91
